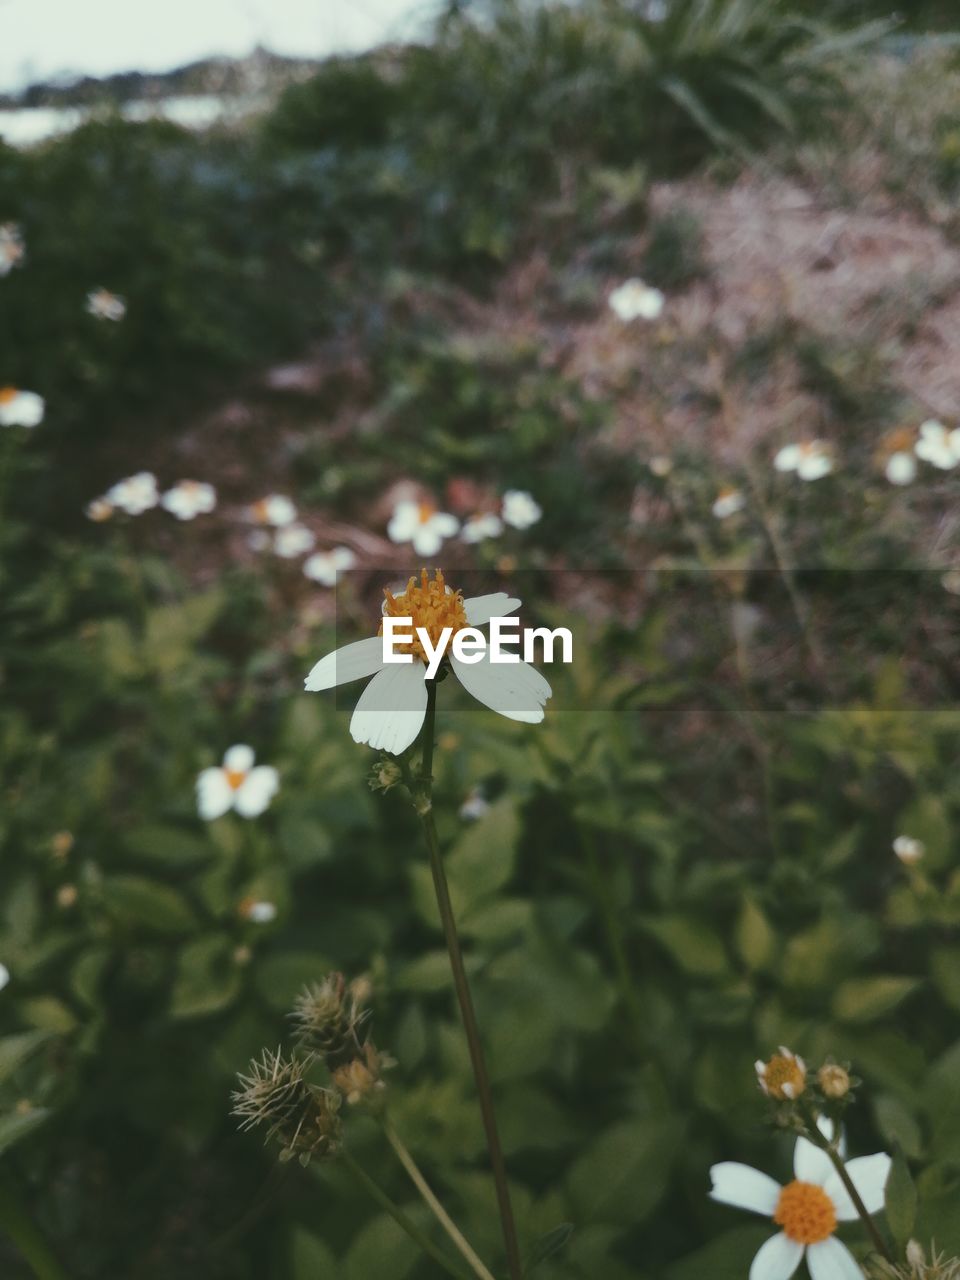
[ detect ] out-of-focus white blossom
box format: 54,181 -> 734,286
106,471 -> 159,515
86,287 -> 126,321
161,480 -> 217,521
274,523 -> 315,558
608,278 -> 665,322
774,440 -> 834,481
387,499 -> 459,555
304,546 -> 357,585
501,489 -> 542,530
0,387 -> 44,428
462,513 -> 504,543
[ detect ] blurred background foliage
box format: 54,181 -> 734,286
2,0 -> 960,1276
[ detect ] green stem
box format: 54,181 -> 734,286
0,1176 -> 67,1280
820,1143 -> 893,1262
342,1151 -> 472,1280
381,1116 -> 497,1280
416,680 -> 523,1280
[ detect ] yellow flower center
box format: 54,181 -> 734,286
417,501 -> 436,525
380,568 -> 467,665
225,769 -> 247,790
774,1181 -> 837,1244
0,387 -> 17,404
761,1053 -> 806,1100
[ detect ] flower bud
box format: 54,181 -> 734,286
756,1047 -> 807,1101
818,1063 -> 851,1099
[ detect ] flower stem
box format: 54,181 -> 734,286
415,679 -> 524,1280
0,1175 -> 67,1280
341,1150 -> 472,1280
381,1115 -> 497,1280
820,1142 -> 894,1262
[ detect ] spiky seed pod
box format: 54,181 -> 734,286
231,1047 -> 342,1166
290,972 -> 370,1067
331,1040 -> 394,1108
868,1244 -> 960,1280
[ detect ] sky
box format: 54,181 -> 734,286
0,0 -> 436,92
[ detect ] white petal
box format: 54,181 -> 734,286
430,512 -> 460,537
331,547 -> 357,570
451,650 -> 551,723
798,454 -> 833,481
234,766 -> 279,818
349,663 -> 428,755
0,963 -> 9,991
806,1238 -> 863,1280
708,1163 -> 781,1215
794,1134 -> 835,1186
774,445 -> 801,472
387,501 -> 420,542
749,1234 -> 804,1280
464,593 -> 522,626
823,1153 -> 891,1221
304,637 -> 384,691
196,768 -> 234,820
411,526 -> 444,555
224,744 -> 255,773
886,452 -> 916,485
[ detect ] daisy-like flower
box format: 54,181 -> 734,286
387,500 -> 459,556
0,962 -> 9,992
86,287 -> 126,322
713,487 -> 746,519
608,278 -> 665,322
893,835 -> 924,865
774,441 -> 834,482
756,1048 -> 807,1101
709,1133 -> 891,1280
0,223 -> 25,276
304,546 -> 357,586
462,513 -> 504,544
304,568 -> 552,755
501,489 -> 542,531
274,523 -> 315,559
85,497 -> 114,522
197,745 -> 279,820
239,898 -> 278,924
459,786 -> 490,821
886,451 -> 917,486
161,480 -> 216,521
105,471 -> 159,515
914,420 -> 960,471
249,494 -> 298,527
0,387 -> 44,428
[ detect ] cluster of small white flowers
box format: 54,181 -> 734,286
86,287 -> 127,322
914,419 -> 960,472
712,487 -> 746,520
774,440 -> 834,482
86,473 -> 218,521
389,490 -> 543,554
245,495 -> 354,582
608,277 -> 665,323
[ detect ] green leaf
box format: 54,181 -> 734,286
832,977 -> 919,1023
640,915 -> 730,980
170,937 -> 242,1019
101,875 -> 198,934
884,1149 -> 917,1247
289,1226 -> 338,1279
0,1032 -> 54,1086
0,1109 -> 51,1158
523,1222 -> 574,1275
668,1225 -> 773,1280
446,799 -> 520,904
124,824 -> 212,868
341,1211 -> 418,1280
735,897 -> 774,971
253,951 -> 332,1011
566,1115 -> 684,1224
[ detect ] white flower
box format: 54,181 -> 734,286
387,500 -> 459,556
893,835 -> 924,865
914,420 -> 959,471
885,451 -> 917,486
0,962 -> 9,992
756,1048 -> 806,1100
304,568 -> 552,755
0,223 -> 25,276
774,441 -> 834,481
649,455 -> 673,477
0,387 -> 44,428
710,1133 -> 891,1280
85,497 -> 114,522
274,523 -> 315,558
459,787 -> 490,821
713,487 -> 746,519
196,745 -> 279,820
105,471 -> 159,515
86,287 -> 126,321
501,490 -> 542,530
303,546 -> 357,585
161,480 -> 217,521
462,513 -> 504,544
608,278 -> 665,322
240,899 -> 277,923
248,495 -> 298,527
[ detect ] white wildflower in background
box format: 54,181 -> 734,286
0,962 -> 9,992
459,787 -> 490,821
462,512 -> 504,543
305,568 -> 551,754
303,546 -> 357,585
914,420 -> 960,471
893,835 -> 924,865
249,495 -> 297,527
501,489 -> 542,530
649,455 -> 673,477
85,497 -> 114,522
0,223 -> 25,275
197,745 -> 279,820
0,387 -> 44,428
240,899 -> 278,924
712,487 -> 746,519
105,471 -> 159,515
774,440 -> 834,481
387,500 -> 459,555
86,287 -> 126,322
608,278 -> 665,322
161,480 -> 217,521
274,523 -> 315,559
886,451 -> 917,485
710,1134 -> 891,1280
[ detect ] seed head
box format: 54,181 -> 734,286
290,972 -> 370,1066
332,1040 -> 393,1107
818,1062 -> 851,1099
231,1047 -> 342,1165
